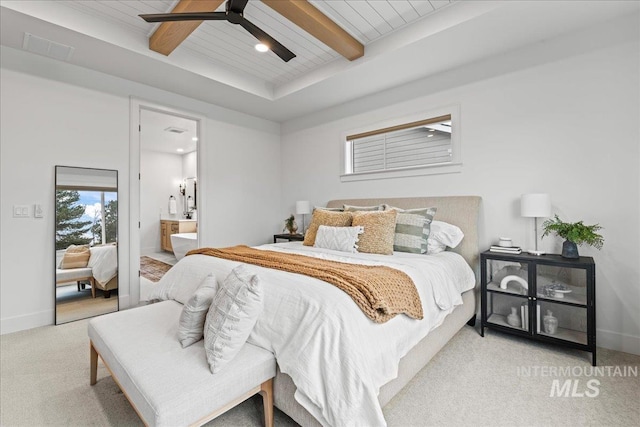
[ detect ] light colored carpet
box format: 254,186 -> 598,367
1,318 -> 638,426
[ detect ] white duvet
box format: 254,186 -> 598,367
88,244 -> 117,285
157,242 -> 475,426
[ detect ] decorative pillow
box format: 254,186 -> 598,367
60,245 -> 90,269
384,205 -> 437,254
204,265 -> 263,374
314,225 -> 364,253
351,210 -> 398,255
303,210 -> 353,246
428,221 -> 465,254
343,204 -> 384,212
177,274 -> 217,348
148,256 -> 209,305
314,206 -> 344,212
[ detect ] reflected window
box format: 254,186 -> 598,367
55,189 -> 117,250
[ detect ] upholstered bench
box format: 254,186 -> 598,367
88,300 -> 275,427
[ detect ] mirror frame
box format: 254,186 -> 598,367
54,165 -> 119,325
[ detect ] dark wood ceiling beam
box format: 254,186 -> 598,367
260,0 -> 364,61
149,0 -> 225,56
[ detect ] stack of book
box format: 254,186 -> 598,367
489,245 -> 522,254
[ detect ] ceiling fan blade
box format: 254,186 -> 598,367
140,12 -> 227,23
239,18 -> 296,62
227,0 -> 249,14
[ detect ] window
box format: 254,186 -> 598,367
342,110 -> 460,181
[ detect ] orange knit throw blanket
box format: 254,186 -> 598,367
187,246 -> 423,323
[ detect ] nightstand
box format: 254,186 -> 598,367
273,233 -> 304,243
480,250 -> 596,365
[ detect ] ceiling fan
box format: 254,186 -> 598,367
139,0 -> 296,62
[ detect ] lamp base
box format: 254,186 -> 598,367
527,249 -> 546,256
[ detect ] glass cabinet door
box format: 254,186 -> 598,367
486,258 -> 529,296
536,264 -> 587,305
536,301 -> 588,345
485,258 -> 530,332
535,264 -> 589,345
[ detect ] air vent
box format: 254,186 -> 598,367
22,33 -> 74,61
164,127 -> 188,134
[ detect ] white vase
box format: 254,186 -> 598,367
544,310 -> 558,334
507,307 -> 521,328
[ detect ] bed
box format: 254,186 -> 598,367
56,244 -> 118,298
272,196 -> 481,426
152,195 -> 481,426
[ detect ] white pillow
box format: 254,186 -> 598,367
204,265 -> 263,374
427,221 -> 465,254
313,225 -> 364,253
148,256 -> 212,305
177,274 -> 217,348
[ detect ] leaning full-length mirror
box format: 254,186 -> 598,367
55,166 -> 118,324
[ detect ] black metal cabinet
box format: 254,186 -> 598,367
480,251 -> 596,365
273,233 -> 304,243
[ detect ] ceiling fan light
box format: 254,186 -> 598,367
255,43 -> 269,53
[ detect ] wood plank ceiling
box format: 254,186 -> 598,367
63,1 -> 453,87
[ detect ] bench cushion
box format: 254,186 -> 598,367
56,267 -> 92,283
89,300 -> 275,427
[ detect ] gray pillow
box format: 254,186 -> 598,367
343,204 -> 384,212
385,205 -> 437,254
204,265 -> 263,374
177,274 -> 217,348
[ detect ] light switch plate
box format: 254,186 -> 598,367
13,205 -> 30,218
34,204 -> 44,218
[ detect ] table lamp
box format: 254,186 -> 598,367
296,201 -> 311,235
521,193 -> 551,255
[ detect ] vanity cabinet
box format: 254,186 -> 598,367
160,220 -> 197,252
480,251 -> 596,365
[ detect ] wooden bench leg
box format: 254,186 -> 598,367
259,379 -> 274,427
90,341 -> 98,386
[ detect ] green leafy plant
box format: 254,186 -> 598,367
283,214 -> 297,233
542,215 -> 604,249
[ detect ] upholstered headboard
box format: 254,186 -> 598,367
326,196 -> 482,273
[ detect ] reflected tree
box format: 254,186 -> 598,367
55,190 -> 92,250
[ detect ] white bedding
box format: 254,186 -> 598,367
155,242 -> 475,426
87,245 -> 117,285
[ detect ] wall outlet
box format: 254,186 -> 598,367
13,205 -> 29,218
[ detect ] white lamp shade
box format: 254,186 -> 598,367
521,193 -> 551,217
296,200 -> 311,215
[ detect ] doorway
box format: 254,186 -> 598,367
129,100 -> 204,307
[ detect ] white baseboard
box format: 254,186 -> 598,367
0,309 -> 54,335
1,293 -> 131,335
597,328 -> 640,356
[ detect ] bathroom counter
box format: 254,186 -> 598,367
160,218 -> 197,223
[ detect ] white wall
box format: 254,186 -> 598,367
182,151 -> 197,180
0,69 -> 130,333
0,49 -> 282,334
280,40 -> 640,354
140,150 -> 183,255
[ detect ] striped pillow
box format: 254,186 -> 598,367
384,205 -> 437,254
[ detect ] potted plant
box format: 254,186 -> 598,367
283,214 -> 298,234
542,215 -> 604,258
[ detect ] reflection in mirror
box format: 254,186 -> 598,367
183,177 -> 196,218
55,166 -> 118,325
